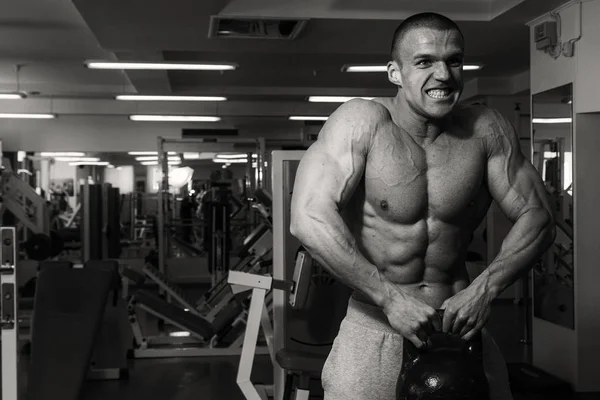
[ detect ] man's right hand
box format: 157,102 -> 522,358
381,287 -> 442,348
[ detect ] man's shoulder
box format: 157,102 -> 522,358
333,97 -> 392,123
453,104 -> 519,159
453,103 -> 509,136
317,99 -> 388,150
454,102 -> 493,121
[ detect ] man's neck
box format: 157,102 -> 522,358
390,94 -> 452,141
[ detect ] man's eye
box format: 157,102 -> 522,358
417,60 -> 431,67
448,59 -> 463,67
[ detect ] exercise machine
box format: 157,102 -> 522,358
124,263 -> 271,358
122,201 -> 273,358
81,182 -> 121,261
0,168 -> 63,261
0,170 -> 50,236
155,137 -> 263,287
198,219 -> 273,320
229,250 -> 313,400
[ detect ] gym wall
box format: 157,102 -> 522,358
529,0 -> 600,391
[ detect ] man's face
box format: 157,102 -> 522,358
392,27 -> 464,120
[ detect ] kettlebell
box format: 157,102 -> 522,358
396,310 -> 489,400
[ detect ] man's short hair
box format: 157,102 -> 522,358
390,12 -> 464,61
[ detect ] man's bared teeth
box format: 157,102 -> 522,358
427,89 -> 451,99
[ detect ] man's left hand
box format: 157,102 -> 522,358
440,281 -> 494,341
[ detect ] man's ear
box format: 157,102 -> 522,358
387,60 -> 402,87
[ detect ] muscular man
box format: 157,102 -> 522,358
290,12 -> 555,400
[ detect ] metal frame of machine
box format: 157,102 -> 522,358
228,270 -> 279,400
228,249 -> 313,400
1,227 -> 19,400
271,150 -> 306,400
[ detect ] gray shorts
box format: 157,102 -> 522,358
321,297 -> 514,400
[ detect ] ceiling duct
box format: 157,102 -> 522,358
182,129 -> 238,137
208,16 -> 307,39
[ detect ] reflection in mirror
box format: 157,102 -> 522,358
531,83 -> 574,329
1,150 -> 264,263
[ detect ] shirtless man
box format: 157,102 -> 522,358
290,12 -> 555,400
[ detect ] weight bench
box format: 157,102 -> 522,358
26,260 -> 128,400
228,250 -> 322,400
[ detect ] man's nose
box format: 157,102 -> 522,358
433,62 -> 451,81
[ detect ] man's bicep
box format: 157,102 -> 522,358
485,111 -> 552,222
487,156 -> 550,221
292,100 -> 374,216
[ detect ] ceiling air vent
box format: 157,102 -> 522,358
208,16 -> 307,39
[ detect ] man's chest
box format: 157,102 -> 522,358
363,129 -> 489,222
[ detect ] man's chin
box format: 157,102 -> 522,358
423,104 -> 456,120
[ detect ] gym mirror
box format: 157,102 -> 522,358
531,83 -> 574,330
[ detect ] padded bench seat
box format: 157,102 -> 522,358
275,349 -> 328,375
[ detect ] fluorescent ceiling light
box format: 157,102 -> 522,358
0,93 -> 25,99
141,160 -> 182,166
343,65 -> 387,72
135,156 -> 180,161
0,113 -> 55,119
308,96 -> 374,103
86,61 -> 236,71
289,116 -> 328,121
127,151 -> 176,155
342,64 -> 481,72
130,115 -> 221,122
169,331 -> 191,337
135,156 -> 159,161
117,95 -> 227,102
40,152 -> 85,157
216,153 -> 257,159
55,157 -> 100,162
532,118 -> 572,124
183,152 -> 219,160
69,161 -> 110,166
213,158 -> 249,164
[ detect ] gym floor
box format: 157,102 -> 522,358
12,301 -> 600,399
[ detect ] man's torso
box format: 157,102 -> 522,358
347,99 -> 494,308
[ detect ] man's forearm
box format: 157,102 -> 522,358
291,210 -> 396,308
474,207 -> 556,297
